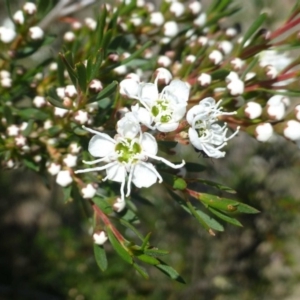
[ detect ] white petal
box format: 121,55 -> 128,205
186,104 -> 206,125
139,83 -> 158,106
119,78 -> 140,98
136,106 -> 153,128
88,134 -> 115,157
188,127 -> 203,150
156,122 -> 179,132
164,79 -> 190,103
106,164 -> 126,182
132,163 -> 158,188
140,132 -> 158,155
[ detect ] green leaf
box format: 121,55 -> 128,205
22,119 -> 34,137
209,207 -> 243,227
5,0 -> 13,21
15,108 -> 49,121
94,244 -> 108,271
196,179 -> 236,193
210,69 -> 231,80
241,56 -> 259,80
47,87 -> 66,109
106,228 -> 133,264
144,248 -> 169,257
133,263 -> 149,279
3,106 -> 13,124
23,158 -> 39,172
168,189 -> 190,214
196,209 -> 224,232
75,62 -> 87,93
141,232 -> 151,250
95,5 -> 107,49
120,219 -> 144,241
239,13 -> 267,49
137,254 -> 160,265
92,196 -> 112,214
62,185 -> 72,203
155,260 -> 185,284
59,52 -> 77,87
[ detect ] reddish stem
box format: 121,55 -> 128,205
270,17 -> 300,40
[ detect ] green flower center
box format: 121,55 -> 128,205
115,139 -> 142,164
151,99 -> 172,123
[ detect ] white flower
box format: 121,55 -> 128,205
170,2 -> 185,17
197,73 -> 211,86
150,12 -> 164,26
255,123 -> 273,142
231,58 -> 244,70
163,21 -> 179,37
259,50 -> 291,71
187,98 -> 239,158
0,26 -> 16,43
85,18 -> 97,30
54,107 -> 68,118
209,50 -> 223,65
29,26 -> 44,40
93,231 -> 108,245
218,41 -> 233,55
123,78 -> 190,132
193,13 -> 207,27
74,110 -> 89,124
33,96 -> 46,108
81,183 -> 97,199
23,2 -> 37,15
75,125 -> 185,201
70,142 -> 81,154
7,125 -> 19,136
189,1 -> 202,15
63,154 -> 78,167
47,162 -> 61,175
56,170 -> 73,187
244,102 -> 262,119
63,31 -> 75,42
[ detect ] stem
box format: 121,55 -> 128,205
270,17 -> 300,40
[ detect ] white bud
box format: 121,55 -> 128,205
85,18 -> 97,31
70,142 -> 81,154
93,231 -> 108,245
265,65 -> 278,79
154,67 -> 173,85
0,70 -> 10,78
131,15 -> 142,27
225,27 -> 238,37
81,183 -> 97,199
197,36 -> 208,46
218,40 -> 233,55
74,110 -> 89,125
157,55 -> 172,67
47,162 -> 61,175
256,123 -> 273,142
7,125 -> 19,136
170,2 -> 185,17
13,10 -> 25,25
89,79 -> 103,93
186,55 -> 196,63
23,2 -> 37,15
209,50 -> 223,65
64,85 -> 77,98
283,120 -> 300,141
33,96 -> 46,108
231,58 -> 244,70
149,12 -> 164,26
193,13 -> 207,27
63,154 -> 77,168
63,31 -> 76,42
56,170 -> 73,187
245,102 -> 262,119
1,77 -> 12,88
56,87 -> 65,99
54,107 -> 68,117
197,73 -> 211,86
29,26 -> 44,40
0,26 -> 16,43
266,95 -> 286,121
163,21 -> 179,37
15,135 -> 27,147
245,72 -> 256,81
295,105 -> 300,121
188,1 -> 202,15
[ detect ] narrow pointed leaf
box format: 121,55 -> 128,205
155,261 -> 185,284
133,263 -> 149,279
208,207 -> 243,227
87,81 -> 118,104
94,244 -> 108,271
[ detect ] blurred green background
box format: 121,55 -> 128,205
1,1 -> 300,299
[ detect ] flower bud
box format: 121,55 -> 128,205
265,65 -> 278,79
113,197 -> 126,213
81,183 -> 97,199
93,231 -> 108,245
28,26 -> 44,40
230,58 -> 244,70
154,67 -> 173,85
265,95 -> 287,121
33,96 -> 46,108
47,162 -> 61,176
54,107 -> 69,118
56,170 -> 73,187
247,123 -> 273,142
64,85 -> 77,98
193,13 -> 207,27
157,55 -> 172,67
73,110 -> 89,125
163,21 -> 179,37
63,154 -> 77,168
23,2 -> 37,15
0,26 -> 16,43
197,73 -> 211,86
170,2 -> 185,17
188,1 -> 202,15
13,11 -> 25,25
209,50 -> 223,65
85,18 -> 97,31
63,31 -> 76,42
281,120 -> 300,141
89,79 -> 103,93
149,12 -> 164,26
243,102 -> 262,119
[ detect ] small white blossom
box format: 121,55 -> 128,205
189,1 -> 202,15
29,26 -> 44,40
157,55 -> 172,67
186,55 -> 196,63
265,65 -> 278,79
245,72 -> 256,81
226,72 -> 244,96
56,170 -> 73,187
163,21 -> 179,37
63,154 -> 78,168
193,13 -> 207,27
283,120 -> 300,141
47,162 -> 61,175
259,50 -> 291,71
81,183 -> 97,199
231,58 -> 244,70
93,231 -> 108,245
56,87 -> 65,99
197,73 -> 211,86
85,18 -> 97,30
266,95 -> 287,121
44,120 -> 53,130
15,135 -> 27,147
74,110 -> 89,125
63,31 -> 76,42
13,11 -> 25,25
54,107 -> 68,118
255,123 -> 274,142
23,2 -> 37,14
113,197 -> 126,212
154,68 -> 173,85
64,85 -> 77,98
70,142 -> 81,154
75,125 -> 185,201
0,26 -> 16,43
1,77 -> 12,88
198,36 -> 208,46
114,65 -> 127,75
209,50 -> 223,65
89,79 -> 103,93
170,2 -> 185,17
187,98 -> 239,158
245,102 -> 262,119
226,27 -> 238,37
149,12 -> 164,26
33,96 -> 46,108
121,77 -> 190,132
218,40 -> 233,55
7,125 -> 19,136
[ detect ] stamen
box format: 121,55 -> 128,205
146,153 -> 185,169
